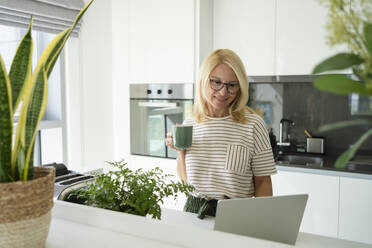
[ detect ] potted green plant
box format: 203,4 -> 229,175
312,0 -> 372,168
65,160 -> 194,220
0,1 -> 93,247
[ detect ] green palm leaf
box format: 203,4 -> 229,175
9,19 -> 33,110
364,23 -> 372,56
314,75 -> 371,95
335,128 -> 372,168
0,56 -> 13,182
312,53 -> 364,74
318,119 -> 372,133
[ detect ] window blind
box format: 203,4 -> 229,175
0,0 -> 85,36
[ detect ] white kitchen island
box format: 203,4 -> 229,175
46,200 -> 371,248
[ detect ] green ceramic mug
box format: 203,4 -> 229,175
173,125 -> 193,149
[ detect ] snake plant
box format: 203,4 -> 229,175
0,0 -> 93,182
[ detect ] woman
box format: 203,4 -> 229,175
165,49 -> 277,219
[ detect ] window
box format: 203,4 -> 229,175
0,24 -> 66,166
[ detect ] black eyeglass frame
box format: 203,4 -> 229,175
208,78 -> 240,94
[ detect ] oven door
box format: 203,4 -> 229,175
130,99 -> 193,158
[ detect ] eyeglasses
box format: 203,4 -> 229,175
208,78 -> 240,94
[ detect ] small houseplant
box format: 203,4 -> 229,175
0,1 -> 93,247
312,0 -> 372,168
66,160 -> 194,220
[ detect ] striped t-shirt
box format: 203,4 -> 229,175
183,109 -> 277,200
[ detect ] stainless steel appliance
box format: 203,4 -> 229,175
130,83 -> 194,159
43,163 -> 95,200
306,137 -> 325,154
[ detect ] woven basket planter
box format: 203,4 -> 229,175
0,167 -> 55,248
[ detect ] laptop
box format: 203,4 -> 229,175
214,194 -> 308,245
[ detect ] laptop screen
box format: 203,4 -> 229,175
214,194 -> 308,245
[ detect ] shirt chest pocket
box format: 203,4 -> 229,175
225,144 -> 250,175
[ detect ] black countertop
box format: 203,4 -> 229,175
275,153 -> 372,175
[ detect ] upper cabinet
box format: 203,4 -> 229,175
128,0 -> 195,83
128,0 -> 343,79
214,0 -> 346,76
276,0 -> 343,75
127,0 -> 348,79
214,0 -> 276,76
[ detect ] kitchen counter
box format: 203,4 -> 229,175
275,154 -> 372,180
276,164 -> 372,180
46,200 -> 371,247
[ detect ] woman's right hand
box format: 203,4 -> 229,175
165,132 -> 185,152
166,132 -> 187,181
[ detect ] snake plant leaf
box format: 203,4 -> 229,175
312,53 -> 364,74
8,19 -> 32,178
16,145 -> 25,181
314,75 -> 371,95
0,56 -> 13,182
23,66 -> 48,181
11,93 -> 27,178
364,23 -> 372,56
20,144 -> 34,181
318,119 -> 372,133
16,144 -> 33,181
13,30 -> 71,147
335,128 -> 372,168
19,0 -> 94,108
9,18 -> 33,110
11,0 -> 94,181
44,0 -> 94,77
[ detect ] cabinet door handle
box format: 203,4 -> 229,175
138,102 -> 179,108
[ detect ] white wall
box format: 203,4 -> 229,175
111,0 -> 192,170
111,0 -> 177,174
111,0 -> 196,210
66,0 -> 185,175
65,37 -> 83,171
112,0 -> 130,164
65,0 -> 114,172
65,0 -> 184,210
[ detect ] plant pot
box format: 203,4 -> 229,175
0,167 -> 55,248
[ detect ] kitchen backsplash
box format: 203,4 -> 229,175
248,81 -> 372,156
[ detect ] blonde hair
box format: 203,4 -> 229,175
194,49 -> 254,123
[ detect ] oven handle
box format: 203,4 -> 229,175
138,102 -> 179,108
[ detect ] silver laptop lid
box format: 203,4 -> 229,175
214,194 -> 308,245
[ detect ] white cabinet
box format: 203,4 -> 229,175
271,171 -> 339,237
213,0 -> 276,75
339,177 -> 372,245
128,0 -> 194,83
273,170 -> 372,244
275,0 -> 345,75
214,0 -> 347,75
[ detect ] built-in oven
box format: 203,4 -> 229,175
130,84 -> 194,159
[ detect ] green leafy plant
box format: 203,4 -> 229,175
66,160 -> 195,220
0,1 -> 93,182
312,0 -> 372,168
